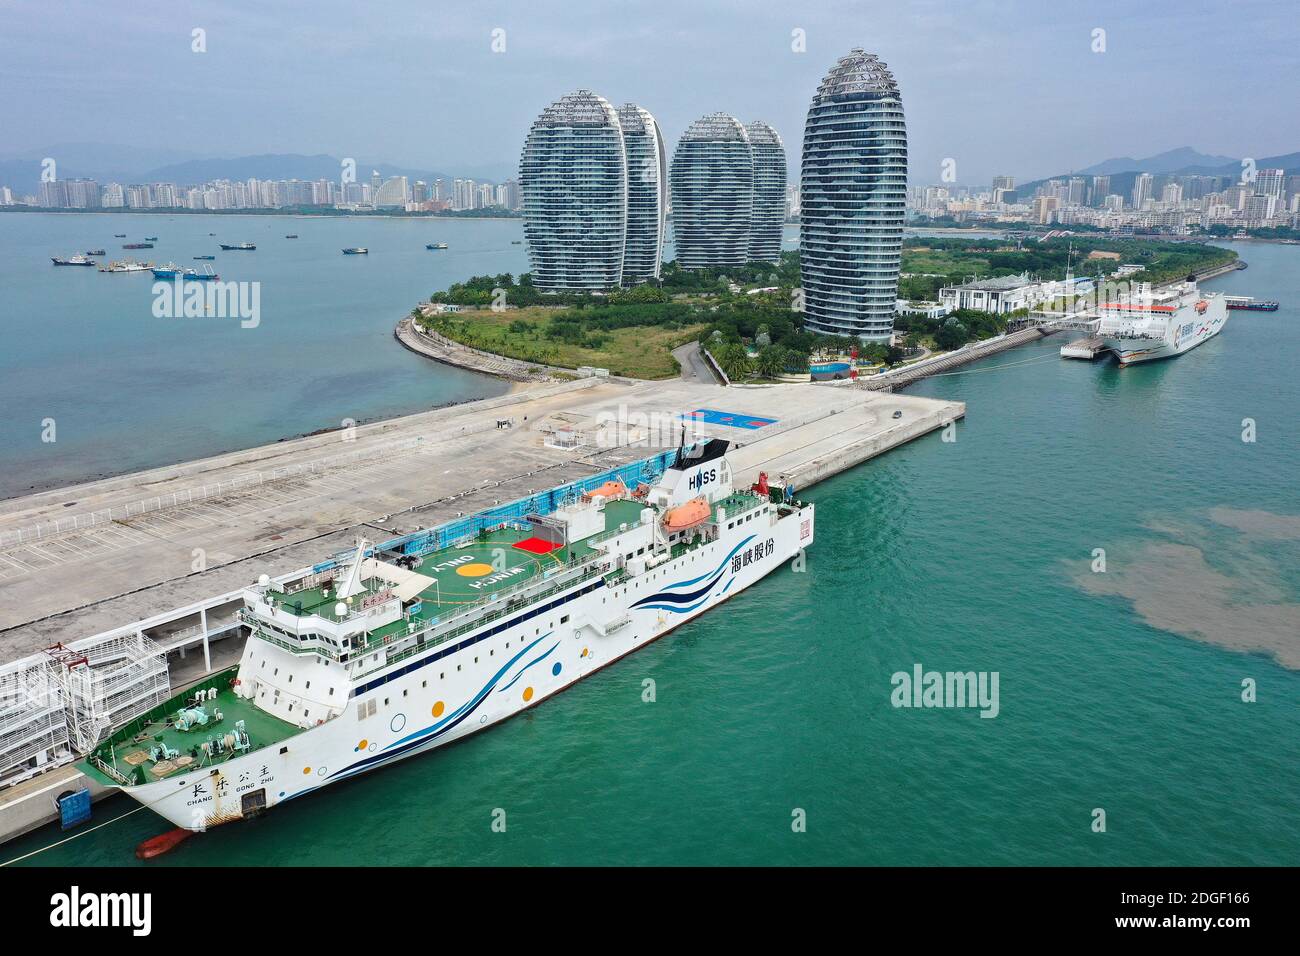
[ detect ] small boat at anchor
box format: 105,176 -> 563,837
343,247 -> 368,255
99,260 -> 151,273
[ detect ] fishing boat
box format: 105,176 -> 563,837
285,234 -> 299,239
343,247 -> 369,255
425,242 -> 448,250
1224,296 -> 1279,312
51,255 -> 96,266
193,255 -> 217,261
184,266 -> 220,281
219,242 -> 256,251
150,262 -> 184,279
85,249 -> 106,256
81,440 -> 815,832
114,233 -> 127,238
123,242 -> 154,249
144,236 -> 158,241
98,260 -> 152,273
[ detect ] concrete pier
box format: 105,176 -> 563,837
1060,336 -> 1107,360
0,377 -> 962,844
857,326 -> 1054,390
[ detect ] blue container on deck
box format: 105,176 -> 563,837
57,787 -> 92,830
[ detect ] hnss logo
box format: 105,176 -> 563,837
688,467 -> 717,492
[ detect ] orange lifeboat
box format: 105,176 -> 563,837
583,479 -> 627,501
1195,300 -> 1208,314
663,496 -> 710,531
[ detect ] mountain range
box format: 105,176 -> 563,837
0,144 -> 511,197
1020,147 -> 1300,198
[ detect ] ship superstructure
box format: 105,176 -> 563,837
1096,279 -> 1228,365
83,442 -> 814,830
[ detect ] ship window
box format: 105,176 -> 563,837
422,680 -> 427,688
288,675 -> 293,683
288,703 -> 294,712
329,688 -> 334,696
403,689 -> 408,697
305,681 -> 310,689
384,698 -> 389,706
561,615 -> 569,624
304,709 -> 310,718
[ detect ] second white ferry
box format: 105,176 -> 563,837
1097,279 -> 1228,365
83,440 -> 814,832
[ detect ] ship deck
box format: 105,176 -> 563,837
82,668 -> 301,786
266,498 -> 650,636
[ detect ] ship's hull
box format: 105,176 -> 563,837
110,503 -> 815,831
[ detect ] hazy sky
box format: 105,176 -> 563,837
3,0 -> 1296,185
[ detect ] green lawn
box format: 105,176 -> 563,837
428,306 -> 704,380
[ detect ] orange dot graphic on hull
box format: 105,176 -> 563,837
302,767 -> 311,775
522,686 -> 534,702
432,701 -> 445,718
455,563 -> 495,577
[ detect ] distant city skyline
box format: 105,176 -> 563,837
3,0 -> 1296,189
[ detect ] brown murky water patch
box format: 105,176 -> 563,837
1077,510 -> 1300,669
1208,507 -> 1300,540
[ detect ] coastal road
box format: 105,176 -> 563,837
673,341 -> 722,384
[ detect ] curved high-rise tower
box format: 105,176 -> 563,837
519,90 -> 627,291
744,121 -> 786,264
669,113 -> 753,270
617,103 -> 668,283
800,49 -> 908,340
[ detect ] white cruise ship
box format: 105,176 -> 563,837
83,441 -> 814,832
1096,279 -> 1228,365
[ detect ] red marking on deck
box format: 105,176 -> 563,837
514,537 -> 562,555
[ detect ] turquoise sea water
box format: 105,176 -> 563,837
3,236 -> 1297,866
0,213 -> 519,497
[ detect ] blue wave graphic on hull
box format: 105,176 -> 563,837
631,535 -> 753,610
325,632 -> 551,783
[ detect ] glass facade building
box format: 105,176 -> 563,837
617,104 -> 668,283
520,90 -> 628,291
800,49 -> 908,340
669,113 -> 754,270
744,121 -> 786,264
